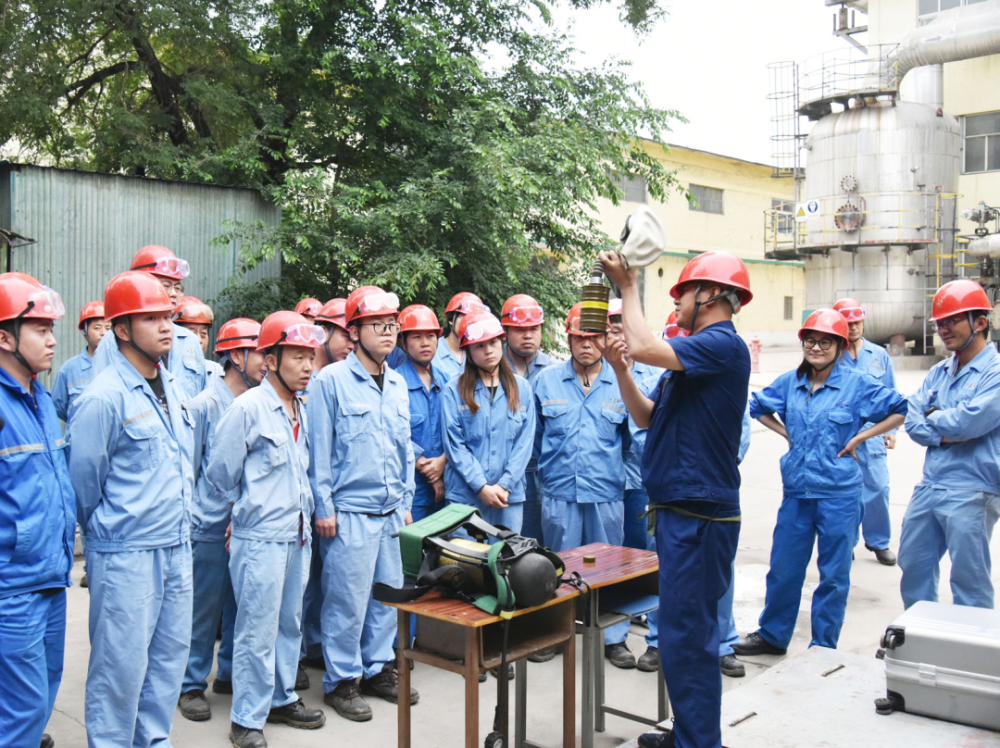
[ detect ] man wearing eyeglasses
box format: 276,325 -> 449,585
833,298 -> 899,566
900,280 -> 1000,611
92,245 -> 207,399
307,285 -> 419,723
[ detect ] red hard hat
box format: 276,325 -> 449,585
833,297 -> 866,322
669,251 -> 753,307
501,294 -> 544,327
0,272 -> 65,323
458,310 -> 505,348
345,286 -> 400,325
175,297 -> 214,325
445,292 -> 484,316
295,298 -> 323,317
663,310 -> 687,339
130,245 -> 190,281
315,298 -> 348,330
566,302 -> 607,337
215,318 -> 261,354
257,310 -> 327,351
78,301 -> 106,329
799,309 -> 849,346
104,271 -> 175,320
931,280 -> 991,321
398,304 -> 443,336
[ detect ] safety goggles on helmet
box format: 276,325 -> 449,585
133,257 -> 191,280
454,299 -> 489,316
504,305 -> 544,326
837,305 -> 865,322
356,292 -> 400,317
280,323 -> 328,347
20,286 -> 66,320
462,316 -> 504,345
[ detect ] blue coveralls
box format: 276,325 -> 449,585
51,347 -> 95,421
750,360 -> 906,650
431,339 -> 465,383
534,359 -> 631,645
307,352 -> 414,693
641,320 -> 748,748
204,359 -> 225,387
68,343 -> 195,748
505,346 -> 554,542
718,404 -> 752,659
181,381 -> 237,694
94,322 -> 207,400
442,374 -> 536,531
398,357 -> 447,522
899,344 -> 1000,609
207,378 -> 314,729
0,368 -> 76,748
840,339 -> 898,551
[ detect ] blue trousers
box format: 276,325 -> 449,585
717,564 -> 738,657
0,590 -> 66,748
411,481 -> 443,523
521,469 -> 543,543
656,509 -> 739,748
858,445 -> 891,550
624,488 -> 657,647
300,528 -> 324,662
183,540 -> 235,692
543,499 -> 630,645
85,544 -> 193,748
320,510 -> 402,691
758,496 -> 860,650
229,538 -> 310,729
899,484 -> 1000,609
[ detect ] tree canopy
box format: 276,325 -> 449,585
0,0 -> 684,329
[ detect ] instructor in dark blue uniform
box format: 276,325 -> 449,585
599,250 -> 752,748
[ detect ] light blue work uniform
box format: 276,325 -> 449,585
718,403 -> 752,659
0,367 -> 76,748
181,381 -> 237,694
67,342 -> 194,748
206,377 -> 313,729
750,361 -> 906,649
442,374 -> 536,532
840,339 -> 898,551
307,352 -> 415,693
399,357 -> 448,522
534,359 -> 630,644
51,347 -> 95,421
505,346 -> 555,543
431,339 -> 465,383
94,322 -> 207,401
900,344 -> 1000,610
204,359 -> 225,387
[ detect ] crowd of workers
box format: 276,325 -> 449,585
0,241 -> 997,748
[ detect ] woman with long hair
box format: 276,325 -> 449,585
441,309 -> 536,532
734,309 -> 906,657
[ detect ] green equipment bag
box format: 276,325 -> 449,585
374,504 -> 565,619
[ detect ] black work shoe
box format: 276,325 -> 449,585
732,631 -> 787,656
637,646 -> 659,672
527,647 -> 557,663
300,655 -> 326,670
866,544 -> 898,566
267,698 -> 325,729
360,663 -> 420,705
720,654 -> 745,678
213,677 -> 233,695
230,723 -> 267,748
40,735 -> 54,748
295,662 -> 310,691
178,689 -> 211,721
324,680 -> 372,722
605,642 -> 636,669
637,730 -> 675,748
489,664 -> 515,680
478,671 -> 487,682
79,573 -> 88,589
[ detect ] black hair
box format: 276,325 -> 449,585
0,320 -> 15,337
608,314 -> 623,324
796,338 -> 846,379
972,310 -> 990,339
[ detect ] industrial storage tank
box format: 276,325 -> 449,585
800,100 -> 960,343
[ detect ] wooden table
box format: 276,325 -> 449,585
560,544 -> 667,748
388,581 -> 579,748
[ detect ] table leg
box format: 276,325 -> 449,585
657,647 -> 670,722
397,610 -> 411,748
581,593 -> 596,748
595,622 -> 606,733
515,659 -> 527,748
562,621 -> 576,748
464,627 -> 479,748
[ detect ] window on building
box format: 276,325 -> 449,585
919,0 -> 985,25
771,198 -> 794,234
607,170 -> 647,203
689,184 -> 724,215
784,296 -> 794,321
963,112 -> 1000,174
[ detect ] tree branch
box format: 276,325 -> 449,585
65,61 -> 136,109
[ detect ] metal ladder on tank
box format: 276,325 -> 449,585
921,193 -> 964,354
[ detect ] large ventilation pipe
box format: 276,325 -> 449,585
893,0 -> 1000,108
